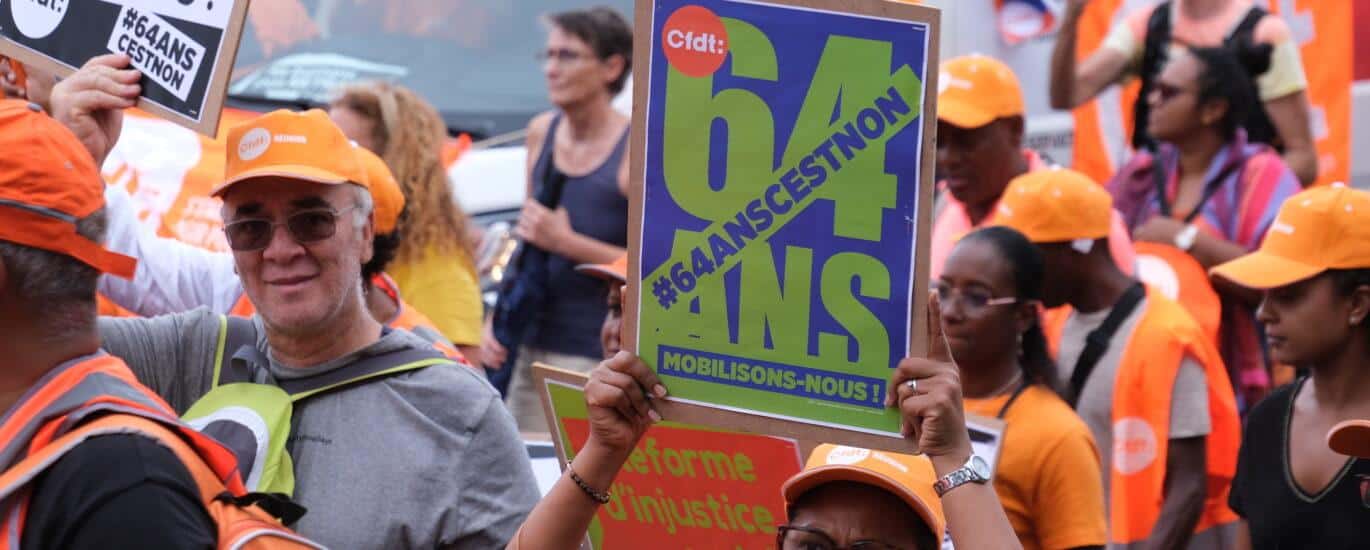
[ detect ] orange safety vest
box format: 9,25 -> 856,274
230,274 -> 469,364
0,354 -> 319,549
1131,241 -> 1221,347
1044,287 -> 1240,548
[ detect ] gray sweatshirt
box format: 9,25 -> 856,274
99,309 -> 539,549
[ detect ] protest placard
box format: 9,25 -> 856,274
0,0 -> 251,135
535,364 -> 804,549
624,0 -> 941,439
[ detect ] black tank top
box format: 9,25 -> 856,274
526,115 -> 630,358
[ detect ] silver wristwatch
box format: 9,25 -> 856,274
933,455 -> 991,497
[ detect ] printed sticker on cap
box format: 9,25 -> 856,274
824,445 -> 870,465
238,127 -> 271,161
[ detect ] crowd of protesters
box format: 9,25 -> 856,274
0,1 -> 1365,549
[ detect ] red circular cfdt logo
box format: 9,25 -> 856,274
661,5 -> 728,78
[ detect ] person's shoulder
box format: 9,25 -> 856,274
525,111 -> 558,145
1252,10 -> 1294,45
1015,385 -> 1097,444
379,332 -> 502,420
1122,2 -> 1161,37
1245,380 -> 1298,426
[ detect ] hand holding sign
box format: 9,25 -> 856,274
584,352 -> 669,459
888,293 -> 973,470
48,54 -> 140,166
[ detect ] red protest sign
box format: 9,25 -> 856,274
561,418 -> 803,549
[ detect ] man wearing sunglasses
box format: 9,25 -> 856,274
48,54 -> 539,549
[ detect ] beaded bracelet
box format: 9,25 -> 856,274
569,468 -> 611,504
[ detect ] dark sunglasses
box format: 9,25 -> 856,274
1153,81 -> 1193,103
223,206 -> 357,252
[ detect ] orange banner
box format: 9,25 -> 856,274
562,418 -> 802,550
1070,0 -> 1134,185
1264,0 -> 1352,186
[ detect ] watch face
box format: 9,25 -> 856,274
970,456 -> 991,479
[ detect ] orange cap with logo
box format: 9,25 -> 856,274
994,168 -> 1111,244
0,100 -> 136,279
216,109 -> 367,197
574,254 -> 628,283
937,54 -> 1024,129
1210,184 -> 1370,289
356,147 -> 405,234
782,444 -> 945,543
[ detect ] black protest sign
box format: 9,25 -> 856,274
0,0 -> 251,135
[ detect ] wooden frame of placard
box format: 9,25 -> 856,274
0,0 -> 251,136
620,0 -> 941,449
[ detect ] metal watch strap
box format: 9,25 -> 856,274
933,456 -> 988,497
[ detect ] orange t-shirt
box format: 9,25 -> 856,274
965,384 -> 1108,550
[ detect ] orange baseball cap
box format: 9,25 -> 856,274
782,444 -> 945,543
575,255 -> 628,283
0,100 -> 136,278
356,147 -> 405,234
215,109 -> 367,197
938,54 -> 1024,129
1328,420 -> 1370,458
994,168 -> 1112,244
1210,184 -> 1370,289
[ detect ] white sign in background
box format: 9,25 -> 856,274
106,6 -> 206,101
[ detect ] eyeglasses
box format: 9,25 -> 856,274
777,525 -> 910,550
935,283 -> 1018,315
536,48 -> 590,64
1153,81 -> 1194,104
223,206 -> 358,252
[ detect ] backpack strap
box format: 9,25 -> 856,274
278,347 -> 454,402
214,315 -> 262,387
1132,1 -> 1173,151
1068,282 -> 1147,407
1226,5 -> 1266,43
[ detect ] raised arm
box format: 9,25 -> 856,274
507,352 -> 665,550
49,54 -> 242,316
888,293 -> 1023,550
1050,0 -> 1132,110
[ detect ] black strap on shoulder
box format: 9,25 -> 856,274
995,380 -> 1030,420
1068,283 -> 1147,407
217,316 -> 261,386
276,347 -> 454,401
1151,149 -> 1246,223
215,491 -> 308,526
1132,1 -> 1173,150
1228,5 -> 1266,43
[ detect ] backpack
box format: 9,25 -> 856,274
1132,1 -> 1279,151
182,316 -> 457,498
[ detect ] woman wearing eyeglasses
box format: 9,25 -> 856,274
1106,44 -> 1303,408
1210,185 -> 1370,550
484,7 -> 636,431
937,226 -> 1107,550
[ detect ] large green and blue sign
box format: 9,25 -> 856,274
635,0 -> 937,435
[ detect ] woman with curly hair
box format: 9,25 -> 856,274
330,81 -> 484,361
